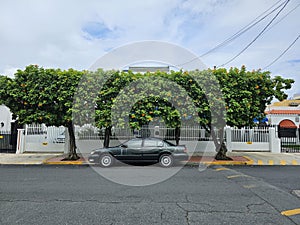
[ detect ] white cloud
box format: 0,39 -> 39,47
2,67 -> 18,78
0,0 -> 299,97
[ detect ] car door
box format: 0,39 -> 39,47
123,139 -> 143,160
142,139 -> 162,160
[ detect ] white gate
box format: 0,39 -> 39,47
20,124 -> 65,153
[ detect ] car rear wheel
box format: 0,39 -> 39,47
99,153 -> 114,167
159,154 -> 173,167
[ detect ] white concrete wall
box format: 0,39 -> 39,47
24,135 -> 64,152
180,141 -> 216,153
24,142 -> 64,153
231,142 -> 269,152
76,139 -> 123,154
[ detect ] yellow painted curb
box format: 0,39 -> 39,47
292,160 -> 298,165
215,168 -> 231,171
202,161 -> 248,165
227,174 -> 249,179
44,160 -> 84,165
243,156 -> 254,165
280,160 -> 286,165
281,208 -> 300,216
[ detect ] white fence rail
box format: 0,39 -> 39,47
75,125 -> 223,141
230,127 -> 270,143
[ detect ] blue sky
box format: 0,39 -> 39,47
0,0 -> 299,98
82,22 -> 113,40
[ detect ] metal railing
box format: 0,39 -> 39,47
24,124 -> 274,143
230,127 -> 270,143
25,124 -> 65,143
75,125 -> 223,141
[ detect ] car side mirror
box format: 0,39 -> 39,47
158,143 -> 164,147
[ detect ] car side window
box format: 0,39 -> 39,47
143,139 -> 158,147
126,139 -> 142,148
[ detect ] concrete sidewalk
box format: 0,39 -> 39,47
0,153 -> 62,165
188,152 -> 300,166
1,152 -> 300,166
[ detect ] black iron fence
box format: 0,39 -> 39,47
0,130 -> 16,153
278,126 -> 300,153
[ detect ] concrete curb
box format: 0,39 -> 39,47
43,155 -> 300,166
0,162 -> 44,165
42,157 -> 251,166
43,161 -> 85,165
2,153 -> 300,166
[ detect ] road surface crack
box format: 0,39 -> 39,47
0,199 -> 141,204
160,206 -> 165,221
175,203 -> 190,225
246,201 -> 271,214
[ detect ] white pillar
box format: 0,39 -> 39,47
16,129 -> 25,154
269,127 -> 280,153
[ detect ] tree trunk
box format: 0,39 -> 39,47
211,127 -> 232,160
104,126 -> 112,148
65,121 -> 79,160
215,140 -> 232,160
140,125 -> 151,138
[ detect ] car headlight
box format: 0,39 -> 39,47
90,150 -> 96,155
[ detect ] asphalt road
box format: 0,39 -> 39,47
229,166 -> 300,193
1,165 -> 300,225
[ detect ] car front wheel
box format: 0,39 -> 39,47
99,153 -> 114,167
159,154 -> 174,167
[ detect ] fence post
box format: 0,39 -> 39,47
16,129 -> 25,154
25,124 -> 28,136
269,127 -> 280,153
225,127 -> 232,152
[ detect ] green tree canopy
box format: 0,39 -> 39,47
4,65 -> 83,159
0,75 -> 12,106
93,67 -> 293,159
213,66 -> 294,127
2,65 -> 294,160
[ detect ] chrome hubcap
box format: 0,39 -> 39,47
161,156 -> 171,166
101,156 -> 111,166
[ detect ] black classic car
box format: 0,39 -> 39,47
88,137 -> 189,167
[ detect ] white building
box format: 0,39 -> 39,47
265,97 -> 300,128
0,105 -> 13,131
